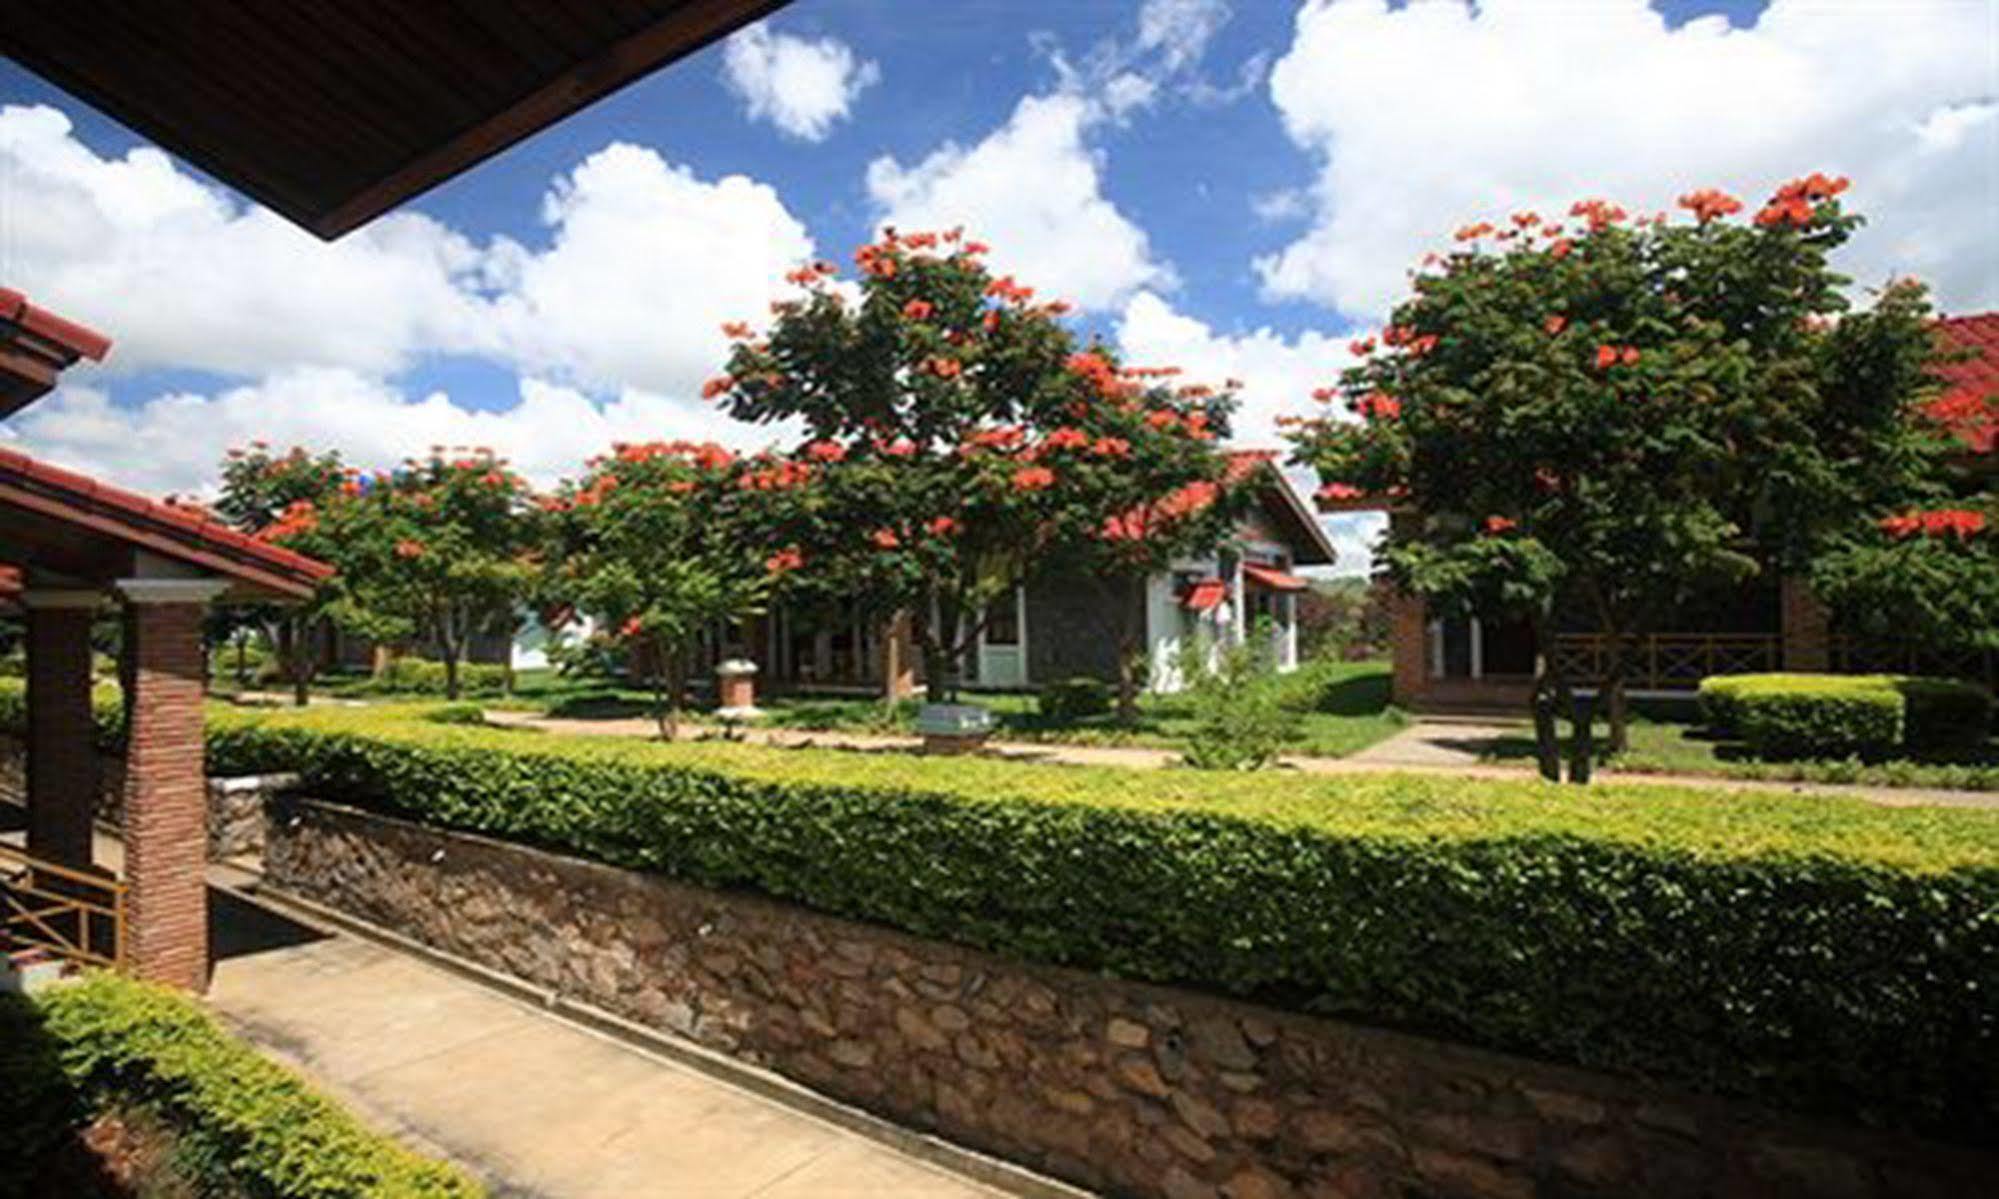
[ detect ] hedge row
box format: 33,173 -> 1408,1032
5,682 -> 1996,1140
196,702 -> 1999,1142
1700,673 -> 1995,758
0,973 -> 479,1198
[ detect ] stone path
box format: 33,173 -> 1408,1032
479,710 -> 1999,811
204,891 -> 1017,1199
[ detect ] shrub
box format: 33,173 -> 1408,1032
1700,673 -> 1994,757
1736,680 -> 1903,759
365,657 -> 509,697
0,974 -> 478,1197
1181,633 -> 1298,770
186,699 -> 1999,1141
1037,676 -> 1112,721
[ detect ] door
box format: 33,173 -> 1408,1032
977,588 -> 1027,688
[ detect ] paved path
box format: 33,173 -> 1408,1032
205,896 -> 1012,1199
481,710 -> 1999,811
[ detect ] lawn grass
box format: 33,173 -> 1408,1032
1479,713 -> 1999,791
488,659 -> 1408,758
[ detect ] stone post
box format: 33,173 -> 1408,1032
23,589 -> 101,871
116,578 -> 225,991
715,659 -> 761,720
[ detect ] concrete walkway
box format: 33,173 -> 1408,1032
481,710 -> 1999,811
206,894 -> 1013,1199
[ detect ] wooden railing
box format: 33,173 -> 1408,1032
1550,633 -> 1781,690
0,841 -> 124,970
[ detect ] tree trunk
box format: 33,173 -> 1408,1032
652,643 -> 683,741
287,617 -> 312,707
1529,615 -> 1564,782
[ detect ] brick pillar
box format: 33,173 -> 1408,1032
883,611 -> 918,702
117,579 -> 225,991
1780,575 -> 1831,673
23,590 -> 101,870
1388,587 -> 1428,707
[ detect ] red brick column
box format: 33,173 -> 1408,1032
23,590 -> 101,870
117,580 -> 224,991
1780,575 -> 1831,673
1388,587 -> 1428,707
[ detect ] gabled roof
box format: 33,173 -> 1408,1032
0,446 -> 332,601
0,288 -> 111,418
4,1 -> 787,240
1127,450 -> 1337,566
1931,314 -> 1999,455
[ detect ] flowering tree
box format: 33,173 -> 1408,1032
333,449 -> 540,700
1287,176 -> 1946,759
542,441 -> 782,737
704,228 -> 1238,703
215,443 -> 349,705
1813,502 -> 1998,657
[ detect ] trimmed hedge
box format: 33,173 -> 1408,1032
343,657 -> 509,697
6,683 -> 1997,1140
0,973 -> 478,1198
193,702 -> 1999,1142
1701,673 -> 1995,758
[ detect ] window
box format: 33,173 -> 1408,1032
984,593 -> 1020,646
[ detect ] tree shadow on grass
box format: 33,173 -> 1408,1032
1308,671 -> 1393,717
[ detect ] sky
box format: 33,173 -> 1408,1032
2,0 -> 1995,573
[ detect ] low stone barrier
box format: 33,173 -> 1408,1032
261,795 -> 1988,1199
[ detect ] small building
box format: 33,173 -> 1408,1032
740,452 -> 1337,695
1322,313 -> 1999,711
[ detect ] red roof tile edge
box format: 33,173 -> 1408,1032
0,446 -> 332,591
0,288 -> 112,363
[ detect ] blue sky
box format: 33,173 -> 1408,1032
1,0 -> 1990,570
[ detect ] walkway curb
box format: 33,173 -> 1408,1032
217,869 -> 1091,1199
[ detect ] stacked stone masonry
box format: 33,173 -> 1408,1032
1,740 -> 282,862
261,797 -> 1987,1199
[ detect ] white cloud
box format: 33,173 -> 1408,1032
1258,0 -> 1999,318
866,93 -> 1173,310
1043,0 -> 1261,119
721,23 -> 880,142
488,142 -> 815,395
0,104 -> 491,379
0,107 -> 819,404
2,371 -> 791,498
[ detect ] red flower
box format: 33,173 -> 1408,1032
766,547 -> 805,573
880,438 -> 918,458
721,321 -> 753,339
1676,188 -> 1743,223
1594,344 -> 1619,370
1483,515 -> 1517,534
870,528 -> 901,549
1311,386 -> 1337,403
1544,315 -> 1567,336
1042,427 -> 1090,451
1317,482 -> 1363,501
1354,392 -> 1400,421
1012,465 -> 1056,492
1453,222 -> 1494,242
1348,336 -> 1376,355
700,375 -> 733,400
1547,238 -> 1573,260
803,439 -> 848,463
1091,437 -> 1130,458
926,516 -> 961,537
1622,346 -> 1641,366
902,299 -> 934,321
924,356 -> 963,379
620,617 -> 644,639
395,539 -> 426,559
1880,508 -> 1987,540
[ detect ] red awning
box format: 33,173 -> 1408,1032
1243,563 -> 1308,592
1181,578 -> 1228,611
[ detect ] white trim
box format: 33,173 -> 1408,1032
975,586 -> 1029,687
19,588 -> 104,610
115,578 -> 228,605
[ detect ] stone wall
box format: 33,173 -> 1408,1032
0,736 -> 286,861
262,796 -> 1987,1199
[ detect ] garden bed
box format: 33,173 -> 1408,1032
0,973 -> 477,1198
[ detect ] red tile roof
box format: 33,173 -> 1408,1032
0,446 -> 332,599
0,289 -> 111,418
1242,563 -> 1308,592
1931,314 -> 1999,455
1181,578 -> 1227,611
